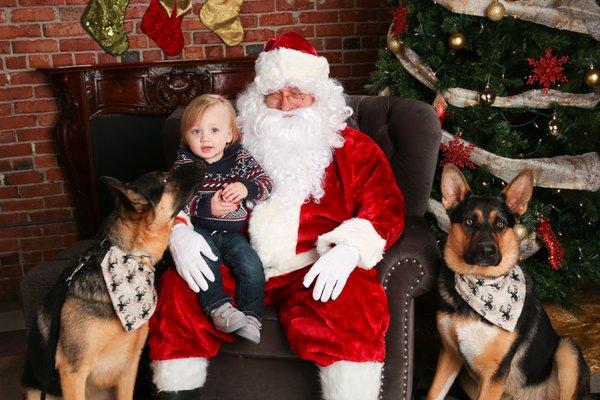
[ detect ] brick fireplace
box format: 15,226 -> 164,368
0,0 -> 393,302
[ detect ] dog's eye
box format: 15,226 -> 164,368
464,218 -> 473,226
496,220 -> 505,229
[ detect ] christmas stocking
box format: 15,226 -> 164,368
81,0 -> 130,56
200,0 -> 244,46
141,0 -> 190,56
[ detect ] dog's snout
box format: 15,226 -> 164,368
478,242 -> 497,258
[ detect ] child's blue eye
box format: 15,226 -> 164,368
192,129 -> 200,135
211,127 -> 219,133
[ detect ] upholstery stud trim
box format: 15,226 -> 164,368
379,258 -> 424,400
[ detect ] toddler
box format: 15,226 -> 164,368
172,94 -> 272,343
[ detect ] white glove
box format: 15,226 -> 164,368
303,244 -> 360,302
169,222 -> 218,293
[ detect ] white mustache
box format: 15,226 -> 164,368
254,107 -> 318,135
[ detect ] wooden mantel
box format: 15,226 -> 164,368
43,58 -> 256,238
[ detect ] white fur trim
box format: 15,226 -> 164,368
319,361 -> 383,400
151,358 -> 208,392
265,249 -> 319,280
255,47 -> 330,93
175,210 -> 191,225
250,197 -> 319,279
316,218 -> 386,269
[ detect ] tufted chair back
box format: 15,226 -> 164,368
346,95 -> 441,217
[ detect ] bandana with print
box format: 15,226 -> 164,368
454,265 -> 525,332
100,246 -> 157,332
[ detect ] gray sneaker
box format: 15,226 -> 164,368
210,303 -> 248,333
236,315 -> 262,344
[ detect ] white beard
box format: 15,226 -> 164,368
242,104 -> 344,205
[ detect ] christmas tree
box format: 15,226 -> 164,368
369,0 -> 600,305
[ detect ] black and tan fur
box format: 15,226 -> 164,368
22,162 -> 205,400
427,164 -> 590,400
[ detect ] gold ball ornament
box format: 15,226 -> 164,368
386,36 -> 403,54
548,116 -> 563,137
448,32 -> 467,51
486,1 -> 506,21
584,66 -> 600,87
479,83 -> 497,105
514,224 -> 528,241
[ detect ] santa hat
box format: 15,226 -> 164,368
254,32 -> 330,93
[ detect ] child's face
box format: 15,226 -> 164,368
185,103 -> 233,164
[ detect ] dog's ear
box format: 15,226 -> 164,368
441,164 -> 471,210
101,176 -> 150,213
502,170 -> 534,216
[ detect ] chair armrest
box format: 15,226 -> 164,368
377,216 -> 440,298
378,216 -> 440,399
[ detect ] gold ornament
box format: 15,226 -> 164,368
548,115 -> 563,136
448,32 -> 467,51
479,83 -> 497,105
514,223 -> 528,241
584,66 -> 600,87
387,36 -> 403,54
486,0 -> 506,21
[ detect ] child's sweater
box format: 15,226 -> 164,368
174,144 -> 272,232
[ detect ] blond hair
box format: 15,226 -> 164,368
180,94 -> 240,146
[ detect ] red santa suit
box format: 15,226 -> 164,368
148,126 -> 405,367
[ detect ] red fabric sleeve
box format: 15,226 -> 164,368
344,127 -> 405,249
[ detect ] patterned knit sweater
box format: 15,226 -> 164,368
174,144 -> 272,232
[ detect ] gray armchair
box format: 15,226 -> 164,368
21,95 -> 442,400
159,95 -> 442,399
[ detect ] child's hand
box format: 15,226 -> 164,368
211,190 -> 238,217
221,182 -> 248,204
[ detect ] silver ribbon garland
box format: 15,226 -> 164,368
434,0 -> 600,40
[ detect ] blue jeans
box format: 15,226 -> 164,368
194,227 -> 265,320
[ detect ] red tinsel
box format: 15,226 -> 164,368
527,49 -> 569,92
391,6 -> 409,37
536,218 -> 565,270
439,132 -> 476,170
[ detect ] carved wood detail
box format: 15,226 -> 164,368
43,58 -> 255,238
146,67 -> 211,110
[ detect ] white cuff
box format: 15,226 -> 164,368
319,361 -> 383,400
151,358 -> 208,392
316,218 -> 386,270
174,210 -> 191,227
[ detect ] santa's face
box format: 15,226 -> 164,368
239,86 -> 345,205
264,86 -> 315,111
237,77 -> 350,204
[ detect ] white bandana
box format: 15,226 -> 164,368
100,246 -> 157,332
454,265 -> 526,332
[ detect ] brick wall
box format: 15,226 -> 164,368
0,0 -> 392,302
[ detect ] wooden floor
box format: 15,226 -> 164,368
0,301 -> 27,400
0,355 -> 25,400
0,300 -> 597,400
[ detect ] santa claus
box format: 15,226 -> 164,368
148,32 -> 405,400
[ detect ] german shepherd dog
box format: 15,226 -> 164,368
427,164 -> 590,400
22,162 -> 204,400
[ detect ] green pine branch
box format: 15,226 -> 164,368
371,0 -> 600,306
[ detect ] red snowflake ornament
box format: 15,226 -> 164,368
536,218 -> 565,270
391,6 -> 409,37
439,132 -> 476,170
527,49 -> 569,92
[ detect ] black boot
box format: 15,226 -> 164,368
159,388 -> 202,400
